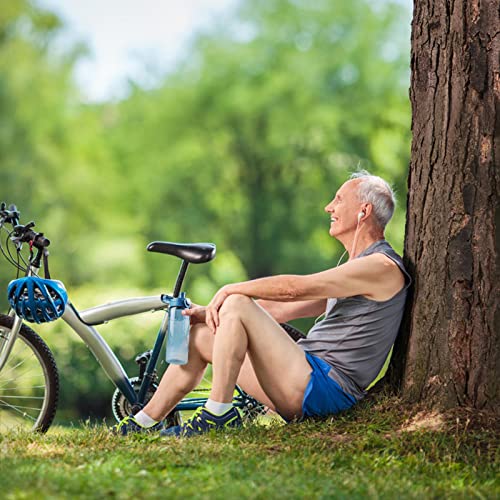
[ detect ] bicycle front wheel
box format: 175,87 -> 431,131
0,314 -> 59,433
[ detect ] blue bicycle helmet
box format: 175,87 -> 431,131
7,276 -> 68,324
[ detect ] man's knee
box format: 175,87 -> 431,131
219,294 -> 254,319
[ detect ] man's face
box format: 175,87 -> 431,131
324,180 -> 362,238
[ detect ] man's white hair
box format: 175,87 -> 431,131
349,170 -> 396,229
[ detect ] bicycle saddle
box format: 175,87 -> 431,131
147,241 -> 216,264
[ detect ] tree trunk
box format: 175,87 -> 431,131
391,0 -> 499,409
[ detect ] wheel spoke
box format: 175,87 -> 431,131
0,399 -> 39,418
0,385 -> 46,392
0,369 -> 44,388
0,395 -> 45,399
0,352 -> 33,381
0,319 -> 58,433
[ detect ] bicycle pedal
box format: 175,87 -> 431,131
131,404 -> 143,414
135,350 -> 152,366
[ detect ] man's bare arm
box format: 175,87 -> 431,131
204,253 -> 405,331
184,299 -> 326,325
223,254 -> 404,303
257,298 -> 327,323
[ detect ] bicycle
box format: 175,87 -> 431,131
0,203 -> 305,433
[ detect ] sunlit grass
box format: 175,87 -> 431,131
0,396 -> 497,499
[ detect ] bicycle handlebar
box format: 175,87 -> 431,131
0,202 -> 50,248
0,202 -> 20,226
14,225 -> 51,248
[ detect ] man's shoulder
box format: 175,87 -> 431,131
350,251 -> 397,269
350,253 -> 406,300
362,252 -> 400,269
358,240 -> 406,275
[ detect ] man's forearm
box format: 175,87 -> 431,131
257,299 -> 287,322
226,275 -> 305,302
258,298 -> 327,323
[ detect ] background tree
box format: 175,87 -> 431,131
0,0 -> 123,289
103,0 -> 412,302
391,0 -> 499,409
0,0 -> 413,422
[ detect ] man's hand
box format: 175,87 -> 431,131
182,304 -> 207,325
205,285 -> 233,333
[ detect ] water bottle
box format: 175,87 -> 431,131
166,293 -> 191,365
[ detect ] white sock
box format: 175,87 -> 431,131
133,410 -> 159,428
205,399 -> 233,416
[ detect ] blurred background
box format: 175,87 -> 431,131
0,0 -> 412,423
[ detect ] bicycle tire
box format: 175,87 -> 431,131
0,314 -> 59,433
280,322 -> 307,342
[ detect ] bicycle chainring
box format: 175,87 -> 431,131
111,377 -> 157,422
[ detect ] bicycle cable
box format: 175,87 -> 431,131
16,242 -> 31,273
0,224 -> 29,273
6,229 -> 26,271
0,226 -> 19,268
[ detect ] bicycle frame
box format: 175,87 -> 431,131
0,295 -> 254,418
0,207 -> 255,425
1,294 -> 168,406
63,295 -> 169,407
0,226 -> 254,421
63,297 -> 251,412
1,293 -> 251,416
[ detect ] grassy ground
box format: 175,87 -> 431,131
0,396 -> 498,499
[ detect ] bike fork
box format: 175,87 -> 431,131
0,267 -> 38,372
0,313 -> 23,372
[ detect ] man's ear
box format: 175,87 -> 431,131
362,203 -> 373,218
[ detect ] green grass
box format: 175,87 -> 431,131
0,397 -> 498,499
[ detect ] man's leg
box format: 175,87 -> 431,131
143,322 -> 277,420
210,294 -> 311,421
141,295 -> 311,423
143,323 -> 212,420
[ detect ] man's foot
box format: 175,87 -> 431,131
160,406 -> 242,437
111,414 -> 163,436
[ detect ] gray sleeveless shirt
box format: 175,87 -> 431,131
297,240 -> 411,400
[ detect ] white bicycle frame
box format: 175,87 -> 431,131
0,236 -> 215,417
1,293 -> 169,406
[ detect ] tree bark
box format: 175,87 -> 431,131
392,0 -> 499,409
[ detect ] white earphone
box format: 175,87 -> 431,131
350,211 -> 366,259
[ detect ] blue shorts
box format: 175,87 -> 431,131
301,352 -> 357,418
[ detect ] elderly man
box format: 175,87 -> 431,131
115,170 -> 410,436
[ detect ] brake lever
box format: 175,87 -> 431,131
13,221 -> 35,236
0,203 -> 19,222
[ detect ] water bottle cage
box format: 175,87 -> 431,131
161,292 -> 191,310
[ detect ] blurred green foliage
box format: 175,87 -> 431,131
0,0 -> 411,422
